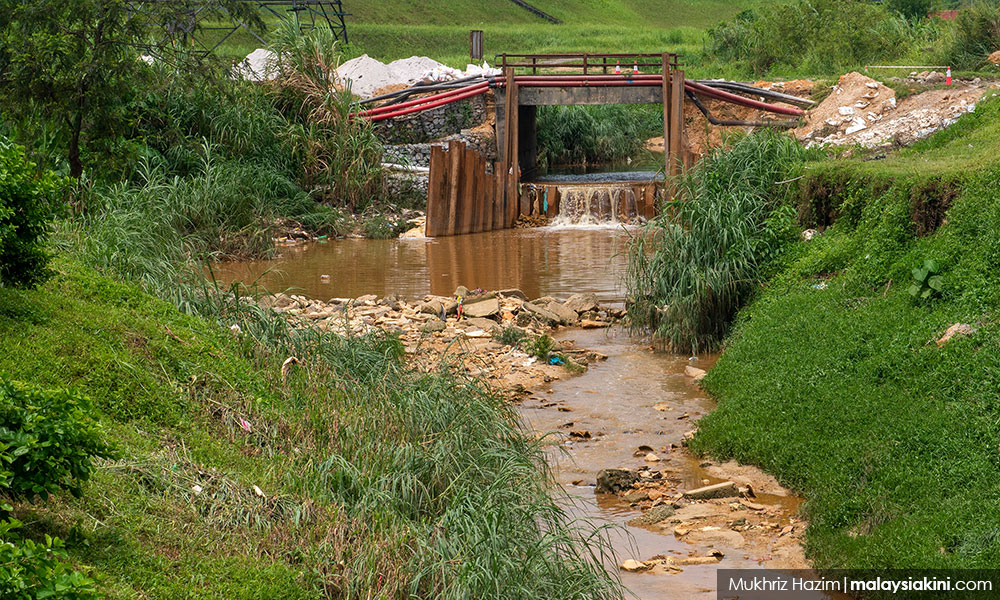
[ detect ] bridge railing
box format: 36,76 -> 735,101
496,52 -> 680,75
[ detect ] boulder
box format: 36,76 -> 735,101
463,317 -> 500,331
682,481 -> 739,500
544,301 -> 579,325
418,298 -> 457,316
498,288 -> 528,301
454,285 -> 470,298
522,301 -> 561,324
595,468 -> 639,494
421,321 -> 446,333
563,292 -> 599,313
627,505 -> 676,527
684,365 -> 707,382
463,297 -> 499,318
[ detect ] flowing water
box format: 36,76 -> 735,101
213,226 -> 633,302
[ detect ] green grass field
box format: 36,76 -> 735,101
689,93 -> 1000,570
211,0 -> 776,71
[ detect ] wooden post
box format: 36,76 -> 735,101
477,153 -> 489,233
503,68 -> 518,228
661,53 -> 672,191
446,140 -> 463,236
493,161 -> 504,231
670,68 -> 684,182
425,145 -> 447,236
459,145 -> 477,234
545,186 -> 559,218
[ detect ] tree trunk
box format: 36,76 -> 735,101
68,109 -> 83,179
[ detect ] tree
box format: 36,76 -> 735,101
0,0 -> 262,179
0,138 -> 67,288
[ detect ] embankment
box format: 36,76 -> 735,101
691,93 -> 1000,568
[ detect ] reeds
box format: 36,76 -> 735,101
625,130 -> 806,353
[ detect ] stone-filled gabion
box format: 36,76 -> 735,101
376,97 -> 487,144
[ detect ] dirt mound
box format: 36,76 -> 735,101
795,72 -> 897,144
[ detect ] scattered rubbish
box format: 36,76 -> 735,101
238,417 -> 252,433
936,322 -> 975,347
281,356 -> 300,379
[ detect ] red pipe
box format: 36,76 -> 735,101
355,81 -> 489,117
366,85 -> 490,121
514,80 -> 662,87
501,74 -> 664,82
685,80 -> 804,116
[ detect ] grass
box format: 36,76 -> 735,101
1,257 -> 623,599
686,93 -> 1000,570
624,130 -> 809,353
537,104 -> 664,166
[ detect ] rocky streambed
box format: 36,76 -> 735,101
261,288 -> 817,598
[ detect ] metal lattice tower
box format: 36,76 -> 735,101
131,1 -> 350,58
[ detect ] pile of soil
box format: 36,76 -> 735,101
795,72 -> 897,144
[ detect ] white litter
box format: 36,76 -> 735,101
234,48 -> 280,82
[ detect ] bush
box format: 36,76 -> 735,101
625,131 -> 807,352
537,105 -> 662,165
0,139 -> 67,288
945,4 -> 1000,70
0,518 -> 98,600
706,0 -> 931,76
887,0 -> 930,21
0,380 -> 113,501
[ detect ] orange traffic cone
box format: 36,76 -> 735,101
946,66 -> 952,86
615,61 -> 621,75
633,61 -> 639,74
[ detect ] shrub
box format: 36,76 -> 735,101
945,4 -> 1000,70
0,139 -> 67,288
706,0 -> 930,76
537,105 -> 662,165
0,518 -> 98,600
625,131 -> 807,352
0,380 -> 113,502
887,0 -> 931,21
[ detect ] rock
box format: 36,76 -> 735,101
544,301 -> 579,325
421,321 -> 446,333
684,365 -> 707,382
596,468 -> 639,494
522,301 -> 561,324
580,319 -> 609,329
498,288 -> 528,301
683,481 -> 739,500
628,505 -> 676,527
463,317 -> 499,331
620,559 -> 649,573
355,294 -> 378,304
623,490 -> 649,503
926,71 -> 946,84
418,299 -> 443,315
936,322 -> 975,347
644,452 -> 662,462
801,228 -> 820,241
463,297 -> 500,318
532,296 -> 559,305
563,292 -> 599,313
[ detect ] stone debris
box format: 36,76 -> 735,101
684,365 -> 707,382
259,288 -> 621,390
797,71 -> 999,149
683,481 -> 739,500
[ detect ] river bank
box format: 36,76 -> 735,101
261,288 -> 813,597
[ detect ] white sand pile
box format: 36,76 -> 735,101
337,54 -> 395,97
234,48 -> 279,82
387,56 -> 447,84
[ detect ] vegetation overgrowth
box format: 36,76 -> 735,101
625,130 -> 809,352
537,105 -> 663,166
673,94 -> 1000,569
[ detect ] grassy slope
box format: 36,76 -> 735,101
691,93 -> 1000,568
217,0 -> 773,70
3,258 -> 617,598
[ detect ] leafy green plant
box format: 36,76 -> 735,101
0,139 -> 68,288
524,334 -> 556,360
537,105 -> 662,165
0,517 -> 98,600
908,258 -> 944,300
0,380 -> 114,501
492,325 -> 526,347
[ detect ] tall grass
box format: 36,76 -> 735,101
705,0 -> 942,77
537,105 -> 663,166
625,130 -> 807,353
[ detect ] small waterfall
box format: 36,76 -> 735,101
550,185 -> 644,226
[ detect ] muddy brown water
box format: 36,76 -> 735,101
523,328 -> 837,600
212,226 -> 632,303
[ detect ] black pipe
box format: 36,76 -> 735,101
685,90 -> 799,129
